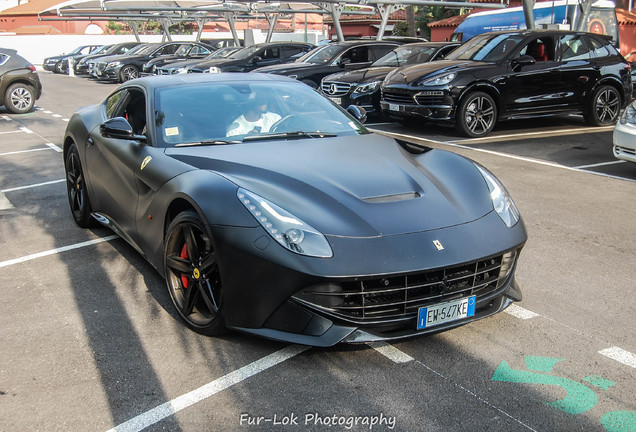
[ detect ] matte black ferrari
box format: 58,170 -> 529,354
63,73 -> 527,346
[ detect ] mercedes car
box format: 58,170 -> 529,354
63,73 -> 526,346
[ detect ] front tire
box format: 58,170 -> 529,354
119,65 -> 139,82
455,91 -> 497,138
4,83 -> 35,114
585,85 -> 621,126
164,211 -> 225,336
65,143 -> 95,227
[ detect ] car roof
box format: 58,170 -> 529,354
329,40 -> 401,47
0,48 -> 18,55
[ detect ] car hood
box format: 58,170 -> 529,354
324,66 -> 395,84
166,133 -> 492,237
384,60 -> 485,86
255,62 -> 321,73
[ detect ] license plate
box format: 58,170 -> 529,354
329,97 -> 341,105
417,296 -> 476,330
389,103 -> 400,112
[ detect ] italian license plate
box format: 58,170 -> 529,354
389,103 -> 400,112
329,97 -> 341,105
417,296 -> 476,330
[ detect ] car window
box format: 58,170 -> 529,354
190,45 -> 211,56
282,46 -> 309,59
154,81 -> 367,147
301,45 -> 343,64
447,34 -> 524,62
261,47 -> 280,59
105,90 -> 126,118
587,37 -> 612,58
370,45 -> 396,61
559,35 -> 591,60
158,45 -> 181,56
373,46 -> 436,67
518,37 -> 555,62
341,47 -> 371,64
105,89 -> 147,136
436,45 -> 459,59
0,53 -> 9,66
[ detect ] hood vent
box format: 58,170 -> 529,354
362,192 -> 421,203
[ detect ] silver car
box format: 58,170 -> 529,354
613,100 -> 636,163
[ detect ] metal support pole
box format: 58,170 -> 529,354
575,0 -> 593,31
195,18 -> 207,42
522,0 -> 535,30
375,4 -> 399,40
265,13 -> 279,42
130,21 -> 141,42
224,13 -> 242,46
327,3 -> 345,42
160,18 -> 173,41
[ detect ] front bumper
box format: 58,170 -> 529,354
613,120 -> 636,163
211,210 -> 527,347
380,87 -> 455,120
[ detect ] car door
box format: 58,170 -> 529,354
84,87 -> 149,239
501,35 -> 564,116
556,34 -> 599,107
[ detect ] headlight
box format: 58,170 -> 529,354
207,66 -> 221,73
474,164 -> 520,228
106,61 -> 121,68
354,81 -> 381,94
421,72 -> 456,86
175,67 -> 187,74
619,102 -> 636,125
238,188 -> 333,258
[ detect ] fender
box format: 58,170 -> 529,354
454,81 -> 503,119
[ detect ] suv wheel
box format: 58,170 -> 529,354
585,85 -> 621,126
4,83 -> 35,114
455,91 -> 497,138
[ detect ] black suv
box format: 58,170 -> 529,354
94,42 -> 194,82
321,42 -> 460,114
253,40 -> 401,88
381,30 -> 633,137
141,42 -> 214,76
0,48 -> 42,114
188,42 -> 314,73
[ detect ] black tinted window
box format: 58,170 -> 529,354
342,47 -> 370,63
559,35 -> 591,60
588,37 -> 613,58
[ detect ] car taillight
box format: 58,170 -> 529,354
29,65 -> 36,73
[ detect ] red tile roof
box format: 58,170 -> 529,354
617,8 -> 636,25
428,14 -> 470,28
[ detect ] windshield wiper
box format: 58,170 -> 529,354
175,139 -> 239,147
242,131 -> 337,142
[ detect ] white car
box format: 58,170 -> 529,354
613,100 -> 636,163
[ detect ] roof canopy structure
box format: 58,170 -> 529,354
38,0 -> 509,42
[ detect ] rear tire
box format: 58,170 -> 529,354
455,91 -> 497,138
4,83 -> 35,114
585,85 -> 621,126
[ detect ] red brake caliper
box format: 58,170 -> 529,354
180,243 -> 189,289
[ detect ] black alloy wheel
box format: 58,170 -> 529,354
586,85 -> 621,126
455,91 -> 497,138
120,65 -> 139,82
164,211 -> 225,336
55,60 -> 67,74
65,143 -> 95,227
4,83 -> 35,114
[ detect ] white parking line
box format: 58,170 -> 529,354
448,126 -> 614,144
599,347 -> 636,369
1,178 -> 65,193
575,160 -> 626,169
0,192 -> 13,210
0,148 -> 51,157
19,127 -> 33,134
504,304 -> 540,320
107,344 -> 311,432
46,143 -> 63,152
0,130 -> 24,135
0,235 -> 119,269
367,341 -> 414,363
1,115 -> 11,121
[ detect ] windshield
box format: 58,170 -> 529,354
154,81 -> 367,147
134,44 -> 161,56
373,46 -> 436,67
92,45 -> 110,54
446,34 -> 523,62
299,44 -> 344,64
228,46 -> 260,60
124,44 -> 148,55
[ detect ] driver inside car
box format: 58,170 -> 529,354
226,94 -> 281,136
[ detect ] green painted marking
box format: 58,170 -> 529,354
525,356 -> 565,373
584,375 -> 616,391
601,411 -> 636,432
492,359 -> 598,415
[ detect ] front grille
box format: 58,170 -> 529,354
615,145 -> 636,156
97,62 -> 107,73
382,91 -> 415,105
415,91 -> 446,106
321,81 -> 352,97
294,252 -> 516,323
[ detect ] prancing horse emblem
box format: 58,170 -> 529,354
433,240 -> 444,251
141,156 -> 152,170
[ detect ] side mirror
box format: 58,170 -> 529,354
347,105 -> 367,124
512,55 -> 536,67
100,117 -> 146,142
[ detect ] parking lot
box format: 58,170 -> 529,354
0,71 -> 634,431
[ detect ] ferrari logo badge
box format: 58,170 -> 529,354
141,156 -> 152,170
433,240 -> 444,251
193,268 -> 200,279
